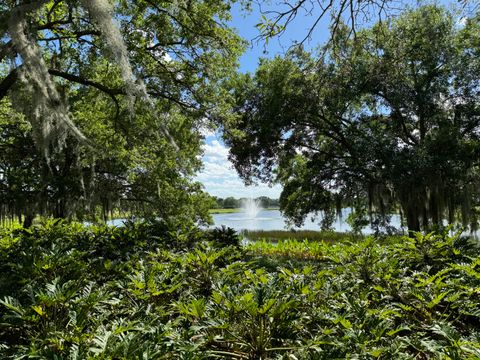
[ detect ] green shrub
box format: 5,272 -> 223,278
208,225 -> 241,247
1,222 -> 479,359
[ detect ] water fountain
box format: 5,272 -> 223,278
241,198 -> 262,219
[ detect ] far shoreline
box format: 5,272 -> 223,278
209,207 -> 279,214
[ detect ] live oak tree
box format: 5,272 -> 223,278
223,6 -> 480,233
0,0 -> 243,141
0,0 -> 244,224
0,93 -> 213,226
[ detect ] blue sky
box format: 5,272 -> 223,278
196,2 -> 331,199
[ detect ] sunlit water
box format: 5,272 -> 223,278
107,212 -> 480,238
212,209 -> 404,234
105,208 -> 405,234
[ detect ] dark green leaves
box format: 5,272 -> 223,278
223,5 -> 480,232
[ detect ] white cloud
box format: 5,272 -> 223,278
199,126 -> 216,139
162,52 -> 172,62
197,138 -> 282,198
203,140 -> 230,162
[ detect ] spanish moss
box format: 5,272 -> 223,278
80,0 -> 178,149
8,1 -> 85,158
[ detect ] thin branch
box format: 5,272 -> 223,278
37,29 -> 101,42
49,68 -> 195,109
48,68 -> 124,96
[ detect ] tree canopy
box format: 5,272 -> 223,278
223,5 -> 480,233
254,0 -> 474,45
0,0 -> 244,224
0,0 -> 243,143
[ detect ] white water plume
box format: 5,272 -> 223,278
241,198 -> 262,219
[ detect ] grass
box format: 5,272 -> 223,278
242,229 -> 363,243
209,208 -> 242,214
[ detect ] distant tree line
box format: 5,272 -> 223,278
212,196 -> 280,209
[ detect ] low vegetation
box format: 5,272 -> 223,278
209,208 -> 242,214
1,221 -> 479,359
242,229 -> 360,243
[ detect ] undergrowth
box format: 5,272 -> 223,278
1,221 -> 479,359
242,229 -> 358,243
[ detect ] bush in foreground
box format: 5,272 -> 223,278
0,221 -> 479,359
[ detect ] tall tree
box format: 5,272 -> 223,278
223,6 -> 480,233
0,0 -> 243,148
0,1 -> 244,224
0,94 -> 214,226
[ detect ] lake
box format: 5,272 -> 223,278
211,208 -> 404,233
105,208 -> 404,233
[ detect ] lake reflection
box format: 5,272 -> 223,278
106,208 -> 404,234
212,209 -> 403,234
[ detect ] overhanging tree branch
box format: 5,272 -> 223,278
0,70 -> 18,101
0,66 -> 196,112
48,69 -> 195,109
48,69 -> 124,96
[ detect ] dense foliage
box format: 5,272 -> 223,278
1,0 -> 244,135
223,6 -> 480,233
0,97 -> 213,225
0,0 -> 245,224
1,221 -> 480,359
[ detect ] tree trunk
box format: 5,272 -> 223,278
404,203 -> 421,237
23,213 -> 34,228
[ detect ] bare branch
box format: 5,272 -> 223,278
254,0 -> 405,47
